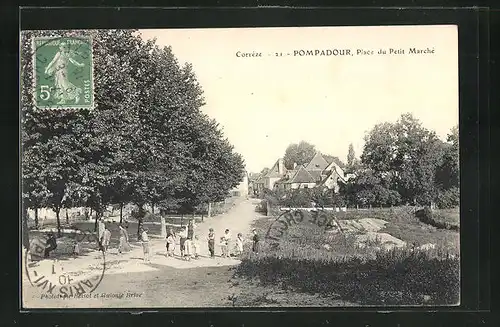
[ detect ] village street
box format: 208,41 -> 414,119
22,198 -> 265,308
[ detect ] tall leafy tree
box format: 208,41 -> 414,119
360,113 -> 446,206
283,141 -> 317,169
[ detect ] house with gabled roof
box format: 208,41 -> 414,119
274,151 -> 349,192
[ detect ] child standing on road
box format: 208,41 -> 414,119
224,229 -> 232,257
220,236 -> 228,258
72,241 -> 80,258
235,233 -> 244,256
166,232 -> 176,257
166,228 -> 176,257
192,235 -> 200,259
208,228 -> 215,258
141,228 -> 150,263
179,225 -> 188,257
184,238 -> 193,261
252,229 -> 260,254
101,226 -> 111,253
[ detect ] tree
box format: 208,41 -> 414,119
21,29 -> 246,243
260,167 -> 270,176
283,141 -> 317,169
435,126 -> 459,208
360,113 -> 446,206
347,143 -> 356,167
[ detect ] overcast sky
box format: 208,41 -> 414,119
139,25 -> 458,174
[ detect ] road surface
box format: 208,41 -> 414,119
22,198 -> 265,308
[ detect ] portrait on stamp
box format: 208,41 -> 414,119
21,26 -> 459,308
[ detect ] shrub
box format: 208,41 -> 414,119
236,211 -> 459,306
415,207 -> 459,231
435,187 -> 459,209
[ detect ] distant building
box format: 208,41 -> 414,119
255,152 -> 356,194
231,170 -> 249,197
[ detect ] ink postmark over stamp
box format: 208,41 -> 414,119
32,36 -> 95,111
23,228 -> 106,300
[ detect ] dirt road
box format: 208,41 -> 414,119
22,198 -> 266,308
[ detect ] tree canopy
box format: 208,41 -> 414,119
344,114 -> 458,208
283,141 -> 345,170
21,29 -> 245,239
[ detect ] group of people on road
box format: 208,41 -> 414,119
163,219 -> 260,260
92,218 -> 132,256
66,216 -> 261,263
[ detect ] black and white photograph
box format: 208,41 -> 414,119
21,25 -> 460,308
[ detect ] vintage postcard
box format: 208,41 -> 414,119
20,25 -> 459,308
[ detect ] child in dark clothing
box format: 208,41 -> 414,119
252,229 -> 260,254
207,228 -> 215,258
44,233 -> 57,258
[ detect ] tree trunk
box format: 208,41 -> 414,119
55,207 -> 62,237
151,203 -> 155,214
94,213 -> 99,232
160,216 -> 166,239
119,204 -> 123,223
34,208 -> 39,229
90,207 -> 93,217
66,209 -> 69,224
22,206 -> 30,250
208,202 -> 212,218
137,217 -> 143,240
181,214 -> 184,227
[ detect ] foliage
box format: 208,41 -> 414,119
21,29 -> 245,238
235,214 -> 459,306
283,141 -> 317,169
435,187 -> 459,209
349,114 -> 457,207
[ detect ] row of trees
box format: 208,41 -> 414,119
21,29 -> 245,246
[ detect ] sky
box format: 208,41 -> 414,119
139,26 -> 458,174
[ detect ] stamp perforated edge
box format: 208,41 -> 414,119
30,35 -> 96,112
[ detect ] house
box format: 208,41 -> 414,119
261,158 -> 287,190
274,152 -> 349,192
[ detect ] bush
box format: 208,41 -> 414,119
415,207 -> 459,231
236,244 -> 459,306
235,210 -> 459,305
435,187 -> 459,209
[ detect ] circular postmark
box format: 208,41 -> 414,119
24,227 -> 106,299
31,34 -> 95,111
265,207 -> 344,244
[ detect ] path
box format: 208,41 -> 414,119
22,198 -> 264,308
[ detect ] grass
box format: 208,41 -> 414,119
233,208 -> 460,306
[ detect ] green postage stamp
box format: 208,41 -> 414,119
32,36 -> 94,110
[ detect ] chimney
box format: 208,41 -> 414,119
293,162 -> 297,169
278,158 -> 285,174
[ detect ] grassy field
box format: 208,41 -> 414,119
232,207 -> 460,306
